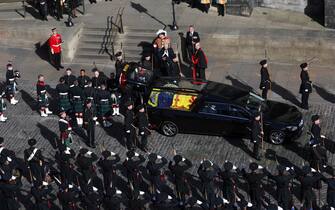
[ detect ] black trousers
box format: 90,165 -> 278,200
51,52 -> 62,68
126,128 -> 136,149
301,92 -> 309,109
187,45 -> 194,64
140,133 -> 147,148
196,67 -> 206,80
86,124 -> 95,146
262,88 -> 268,99
218,4 -> 225,16
203,4 -> 210,13
253,142 -> 260,159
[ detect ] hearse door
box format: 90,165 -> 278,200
226,105 -> 252,137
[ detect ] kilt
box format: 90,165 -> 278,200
0,99 -> 6,112
98,100 -> 111,116
59,95 -> 72,112
38,93 -> 49,108
72,97 -> 84,113
6,84 -> 15,95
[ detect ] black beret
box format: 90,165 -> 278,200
259,59 -> 267,66
115,51 -> 122,57
148,153 -> 157,162
302,165 -> 311,175
311,114 -> 320,122
224,161 -> 233,171
0,137 -> 4,144
6,63 -> 12,68
300,63 -> 308,69
79,148 -> 89,154
173,155 -> 182,163
28,139 -> 37,146
126,150 -> 135,158
51,27 -> 57,31
102,150 -> 111,158
249,162 -> 258,171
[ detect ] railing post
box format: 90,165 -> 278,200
82,0 -> 86,14
119,13 -> 124,34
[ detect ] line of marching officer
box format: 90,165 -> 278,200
1,135 -> 335,210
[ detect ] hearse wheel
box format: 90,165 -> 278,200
161,121 -> 178,137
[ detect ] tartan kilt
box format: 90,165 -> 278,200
38,94 -> 49,108
59,98 -> 72,112
73,99 -> 84,113
0,100 -> 6,112
5,84 -> 15,95
98,101 -> 111,116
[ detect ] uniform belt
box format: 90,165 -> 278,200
73,96 -> 81,99
40,90 -> 46,93
9,78 -> 15,81
87,97 -> 93,100
59,92 -> 68,96
100,99 -> 108,102
69,85 -> 75,88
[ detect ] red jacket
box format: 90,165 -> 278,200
49,34 -> 62,53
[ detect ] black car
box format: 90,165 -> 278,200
145,78 -> 304,145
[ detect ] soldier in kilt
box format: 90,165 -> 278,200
97,84 -> 112,127
59,111 -> 73,147
0,92 -> 7,122
69,80 -> 85,126
111,90 -> 121,116
56,77 -> 72,113
36,74 -> 53,117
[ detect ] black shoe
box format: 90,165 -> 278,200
56,67 -> 60,71
59,65 -> 64,69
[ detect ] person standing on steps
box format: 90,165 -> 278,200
49,28 -> 64,70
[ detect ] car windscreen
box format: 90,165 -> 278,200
235,92 -> 266,112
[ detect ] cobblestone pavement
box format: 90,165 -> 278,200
0,79 -> 333,209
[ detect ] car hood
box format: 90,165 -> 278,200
264,100 -> 302,124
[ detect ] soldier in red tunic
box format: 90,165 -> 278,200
49,28 -> 64,70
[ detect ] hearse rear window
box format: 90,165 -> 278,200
148,88 -> 198,111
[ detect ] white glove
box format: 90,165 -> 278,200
87,151 -> 93,155
291,166 -> 295,170
167,195 -> 172,200
157,155 -> 162,159
321,135 -> 326,138
42,181 -> 48,186
182,157 -> 186,162
258,165 -> 263,169
140,132 -> 144,135
233,165 -> 237,170
196,200 -> 203,205
93,117 -> 97,121
311,168 -> 316,172
92,186 -> 98,192
7,157 -> 12,162
209,160 -> 213,166
10,176 -> 16,180
286,167 -> 290,171
126,130 -> 131,133
223,198 -> 229,204
139,191 -> 145,195
69,184 -> 73,189
134,152 -> 139,157
305,89 -> 308,92
247,202 -> 253,207
278,206 -> 283,210
110,151 -> 116,156
116,190 -> 122,195
68,127 -> 72,131
156,189 -> 161,194
64,150 -> 71,155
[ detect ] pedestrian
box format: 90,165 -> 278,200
124,101 -> 136,150
137,104 -> 150,151
83,100 -> 97,148
5,63 -> 19,105
216,0 -> 226,16
58,111 -> 72,147
56,77 -> 72,113
49,28 -> 64,70
39,0 -> 48,21
0,92 -> 7,122
69,80 -> 85,126
77,69 -> 91,89
299,62 -> 312,109
191,42 -> 208,80
36,74 -> 53,117
185,25 -> 200,64
259,59 -> 271,99
241,162 -> 266,209
251,112 -> 263,160
201,0 -> 211,13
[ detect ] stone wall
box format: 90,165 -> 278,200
325,0 -> 335,29
260,0 -> 307,12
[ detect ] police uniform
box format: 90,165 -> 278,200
83,104 -> 97,148
251,113 -> 263,160
0,92 -> 7,122
97,151 -> 120,193
146,153 -> 167,192
124,101 -> 136,150
58,115 -> 72,147
299,63 -> 312,109
24,139 -> 44,184
310,115 -> 327,170
56,81 -> 71,113
36,80 -> 52,117
123,151 -> 145,198
69,84 -> 85,125
168,155 -> 193,205
241,162 -> 266,209
259,59 -> 271,99
191,46 -> 208,80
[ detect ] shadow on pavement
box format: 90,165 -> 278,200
313,84 -> 335,104
225,75 -> 254,92
130,2 -> 167,29
271,81 -> 301,107
37,123 -> 59,149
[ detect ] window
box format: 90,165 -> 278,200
200,102 -> 230,115
229,105 -> 250,118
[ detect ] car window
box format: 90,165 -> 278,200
229,105 -> 250,119
200,102 -> 230,115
